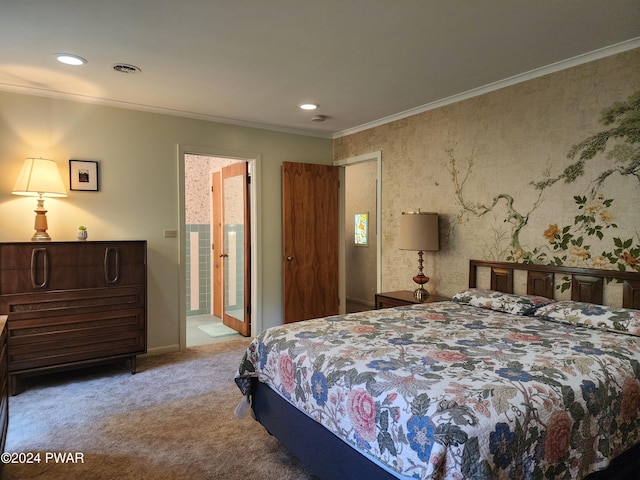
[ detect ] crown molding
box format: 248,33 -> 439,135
333,38 -> 640,139
0,83 -> 334,139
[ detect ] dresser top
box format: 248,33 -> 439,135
0,240 -> 146,245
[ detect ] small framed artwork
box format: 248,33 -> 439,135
355,212 -> 368,246
69,160 -> 99,191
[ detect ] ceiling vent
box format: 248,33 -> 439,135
112,63 -> 141,74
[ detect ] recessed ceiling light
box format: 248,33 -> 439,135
299,103 -> 319,110
56,54 -> 87,66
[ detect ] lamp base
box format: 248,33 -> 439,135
31,231 -> 52,242
412,271 -> 430,301
31,196 -> 52,241
413,286 -> 430,301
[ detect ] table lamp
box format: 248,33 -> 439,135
399,210 -> 439,300
12,158 -> 68,241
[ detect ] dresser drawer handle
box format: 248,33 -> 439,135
30,248 -> 49,289
104,247 -> 120,284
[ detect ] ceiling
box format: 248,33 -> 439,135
1,1 -> 639,138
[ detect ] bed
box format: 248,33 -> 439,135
235,260 -> 640,479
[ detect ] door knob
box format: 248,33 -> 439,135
287,256 -> 293,261
220,253 -> 229,258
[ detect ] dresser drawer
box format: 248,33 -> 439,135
7,307 -> 145,372
76,242 -> 146,288
0,317 -> 9,450
0,286 -> 145,317
0,244 -> 78,294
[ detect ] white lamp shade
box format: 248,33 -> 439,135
399,211 -> 439,251
12,158 -> 67,197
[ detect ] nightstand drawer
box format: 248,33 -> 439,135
375,291 -> 449,309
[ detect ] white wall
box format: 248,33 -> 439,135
0,91 -> 333,352
345,161 -> 377,308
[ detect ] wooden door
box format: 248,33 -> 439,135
221,162 -> 251,336
282,162 -> 339,324
211,172 -> 222,318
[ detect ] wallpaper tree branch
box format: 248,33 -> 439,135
448,90 -> 640,273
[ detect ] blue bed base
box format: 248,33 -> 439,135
251,379 -> 639,480
251,379 -> 400,480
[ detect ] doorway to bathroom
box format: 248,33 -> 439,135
184,154 -> 249,346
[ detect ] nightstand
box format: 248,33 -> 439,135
375,290 -> 449,309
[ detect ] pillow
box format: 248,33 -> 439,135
534,301 -> 640,336
451,288 -> 555,315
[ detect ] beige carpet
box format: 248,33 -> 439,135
3,338 -> 318,480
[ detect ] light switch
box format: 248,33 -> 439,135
163,229 -> 177,238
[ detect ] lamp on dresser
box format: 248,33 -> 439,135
399,210 -> 439,300
11,158 -> 68,241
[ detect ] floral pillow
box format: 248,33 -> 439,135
451,288 -> 555,315
534,301 -> 640,336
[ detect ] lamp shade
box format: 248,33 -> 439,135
12,158 -> 67,197
399,211 -> 439,251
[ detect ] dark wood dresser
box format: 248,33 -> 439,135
0,315 -> 7,452
0,241 -> 146,394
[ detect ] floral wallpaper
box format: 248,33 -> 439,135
334,48 -> 640,304
185,154 -> 242,224
446,90 -> 639,274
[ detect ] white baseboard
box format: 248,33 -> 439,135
144,344 -> 180,356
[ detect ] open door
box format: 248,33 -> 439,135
212,171 -> 222,318
221,162 -> 251,336
282,162 -> 339,324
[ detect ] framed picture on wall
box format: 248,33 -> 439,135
69,160 -> 99,191
355,212 -> 368,246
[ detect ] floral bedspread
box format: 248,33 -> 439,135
235,302 -> 640,479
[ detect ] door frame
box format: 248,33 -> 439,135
334,151 -> 382,314
178,144 -> 261,349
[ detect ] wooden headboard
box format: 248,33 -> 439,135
469,260 -> 640,309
